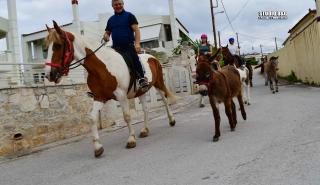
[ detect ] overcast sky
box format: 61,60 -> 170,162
0,0 -> 317,54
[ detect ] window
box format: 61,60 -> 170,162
141,40 -> 159,49
33,73 -> 45,84
164,24 -> 172,41
42,44 -> 48,59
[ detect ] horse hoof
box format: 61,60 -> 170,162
199,104 -> 205,108
213,137 -> 219,142
276,90 -> 279,92
231,128 -> 235,132
126,141 -> 136,149
247,102 -> 251,106
94,147 -> 104,158
169,120 -> 176,127
139,128 -> 149,138
273,91 -> 275,94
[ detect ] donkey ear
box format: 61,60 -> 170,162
46,24 -> 51,32
53,20 -> 63,35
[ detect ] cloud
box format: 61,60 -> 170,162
0,0 -> 317,53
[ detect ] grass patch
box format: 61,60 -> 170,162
280,71 -> 301,83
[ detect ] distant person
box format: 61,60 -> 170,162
228,37 -> 244,67
197,34 -> 219,70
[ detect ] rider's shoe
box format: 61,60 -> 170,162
138,77 -> 149,91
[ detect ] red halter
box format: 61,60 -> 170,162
45,32 -> 75,76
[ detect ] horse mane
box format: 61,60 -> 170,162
45,30 -> 63,46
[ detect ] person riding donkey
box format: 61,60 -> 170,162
196,34 -> 219,70
103,0 -> 148,91
227,37 -> 245,68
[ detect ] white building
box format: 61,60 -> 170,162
22,0 -> 190,85
0,0 -> 21,88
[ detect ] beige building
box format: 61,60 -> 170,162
21,1 -> 189,85
270,9 -> 320,84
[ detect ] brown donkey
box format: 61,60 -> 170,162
196,62 -> 247,141
265,56 -> 279,93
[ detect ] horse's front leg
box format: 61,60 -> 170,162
90,101 -> 104,157
138,94 -> 149,138
118,97 -> 136,149
209,96 -> 220,142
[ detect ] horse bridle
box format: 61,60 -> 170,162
45,32 -> 75,77
45,32 -> 106,78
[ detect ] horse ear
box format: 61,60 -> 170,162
46,24 -> 51,32
53,20 -> 63,35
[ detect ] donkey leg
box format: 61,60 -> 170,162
90,101 -> 104,158
270,79 -> 275,94
231,100 -> 237,126
199,95 -> 205,108
275,77 -> 279,92
264,73 -> 268,86
118,98 -> 136,149
209,96 -> 220,142
224,99 -> 235,131
156,89 -> 176,126
237,94 -> 247,121
138,94 -> 149,138
246,82 -> 251,105
242,82 -> 247,105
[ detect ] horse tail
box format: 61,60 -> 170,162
151,57 -> 180,104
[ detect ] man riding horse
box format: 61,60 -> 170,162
227,37 -> 245,67
103,0 -> 148,90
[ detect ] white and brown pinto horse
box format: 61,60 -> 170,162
213,46 -> 251,105
44,21 -> 177,157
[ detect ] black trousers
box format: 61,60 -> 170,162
113,45 -> 144,79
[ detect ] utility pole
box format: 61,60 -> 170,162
210,0 -> 218,48
274,37 -> 278,51
236,32 -> 240,55
218,31 -> 221,48
316,0 -> 320,21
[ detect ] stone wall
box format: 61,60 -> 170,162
0,48 -> 197,158
0,85 -> 99,157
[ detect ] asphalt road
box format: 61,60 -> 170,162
1,71 -> 320,185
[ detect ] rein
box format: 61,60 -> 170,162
69,41 -> 106,70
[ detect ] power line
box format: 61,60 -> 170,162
229,0 -> 251,24
220,0 -> 236,34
